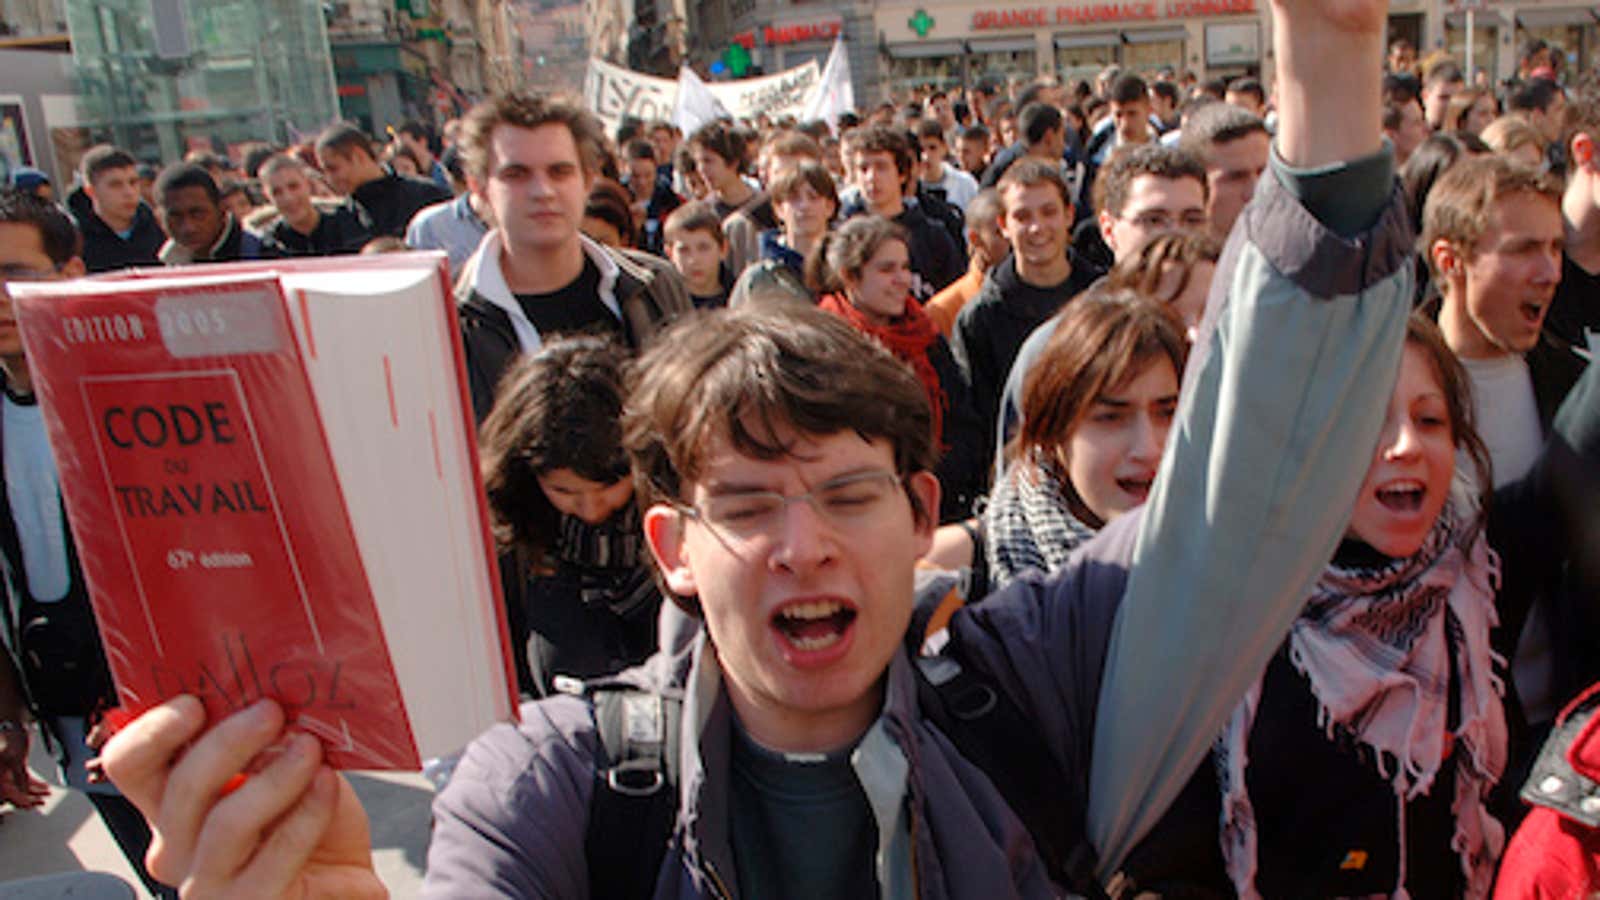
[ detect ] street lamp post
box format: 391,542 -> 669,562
1461,0 -> 1480,80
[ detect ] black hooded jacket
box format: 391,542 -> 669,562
351,169 -> 453,238
66,187 -> 166,273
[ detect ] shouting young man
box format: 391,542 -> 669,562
98,2 -> 1417,896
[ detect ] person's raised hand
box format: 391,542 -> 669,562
1271,0 -> 1387,167
1271,0 -> 1388,35
101,696 -> 386,899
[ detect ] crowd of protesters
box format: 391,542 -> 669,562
3,0 -> 1600,895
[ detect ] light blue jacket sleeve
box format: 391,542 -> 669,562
1088,146 -> 1415,874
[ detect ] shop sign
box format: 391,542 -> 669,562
748,21 -> 842,46
972,0 -> 1254,30
731,20 -> 842,48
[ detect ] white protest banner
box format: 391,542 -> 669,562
585,56 -> 828,134
673,66 -> 731,134
584,57 -> 677,137
802,39 -> 854,131
706,60 -> 820,122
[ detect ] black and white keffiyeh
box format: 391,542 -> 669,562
552,500 -> 657,620
983,454 -> 1098,590
1215,480 -> 1508,898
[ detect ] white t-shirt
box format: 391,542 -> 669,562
922,163 -> 979,213
1461,353 -> 1542,487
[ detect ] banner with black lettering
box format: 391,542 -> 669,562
584,58 -> 678,137
706,60 -> 820,123
585,57 -> 825,135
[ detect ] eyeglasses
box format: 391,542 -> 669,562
676,470 -> 905,541
0,263 -> 62,284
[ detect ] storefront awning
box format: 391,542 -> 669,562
969,36 -> 1036,53
887,40 -> 965,59
1443,11 -> 1488,28
1124,27 -> 1187,44
1516,7 -> 1599,28
1054,32 -> 1120,49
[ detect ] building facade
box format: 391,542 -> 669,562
869,0 -> 1596,100
877,0 -> 1262,96
64,0 -> 340,164
328,0 -> 490,136
1417,0 -> 1596,84
1,0 -> 67,42
709,1 -> 880,109
501,0 -> 587,95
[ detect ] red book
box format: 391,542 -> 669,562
11,253 -> 516,770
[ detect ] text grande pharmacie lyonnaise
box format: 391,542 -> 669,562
971,0 -> 1255,30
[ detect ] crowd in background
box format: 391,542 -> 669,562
2,13 -> 1600,896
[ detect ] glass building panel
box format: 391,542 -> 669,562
887,55 -> 961,93
65,0 -> 339,163
1123,40 -> 1184,76
1444,19 -> 1498,84
1055,42 -> 1116,86
969,49 -> 1036,87
1518,22 -> 1597,81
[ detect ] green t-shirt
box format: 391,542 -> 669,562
728,720 -> 879,899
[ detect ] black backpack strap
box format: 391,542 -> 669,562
583,682 -> 683,899
912,651 -> 1109,900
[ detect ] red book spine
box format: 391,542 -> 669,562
17,280 -> 419,769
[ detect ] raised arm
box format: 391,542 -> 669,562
1086,0 -> 1408,875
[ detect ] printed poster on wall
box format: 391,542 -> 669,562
0,95 -> 34,181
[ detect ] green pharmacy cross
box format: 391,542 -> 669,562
909,9 -> 935,37
723,42 -> 753,77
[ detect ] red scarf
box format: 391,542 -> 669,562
817,293 -> 947,443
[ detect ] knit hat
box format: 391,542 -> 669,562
9,166 -> 49,192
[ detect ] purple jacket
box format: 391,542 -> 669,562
422,624 -> 1070,898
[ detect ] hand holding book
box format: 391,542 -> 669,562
10,253 -> 516,770
102,694 -> 386,898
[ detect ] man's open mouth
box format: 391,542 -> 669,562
772,599 -> 857,652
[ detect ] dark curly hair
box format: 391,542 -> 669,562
479,337 -> 631,558
583,177 -> 636,247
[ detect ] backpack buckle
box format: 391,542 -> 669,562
605,762 -> 666,797
947,680 -> 998,720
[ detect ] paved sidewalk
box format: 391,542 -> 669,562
0,730 -> 432,898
